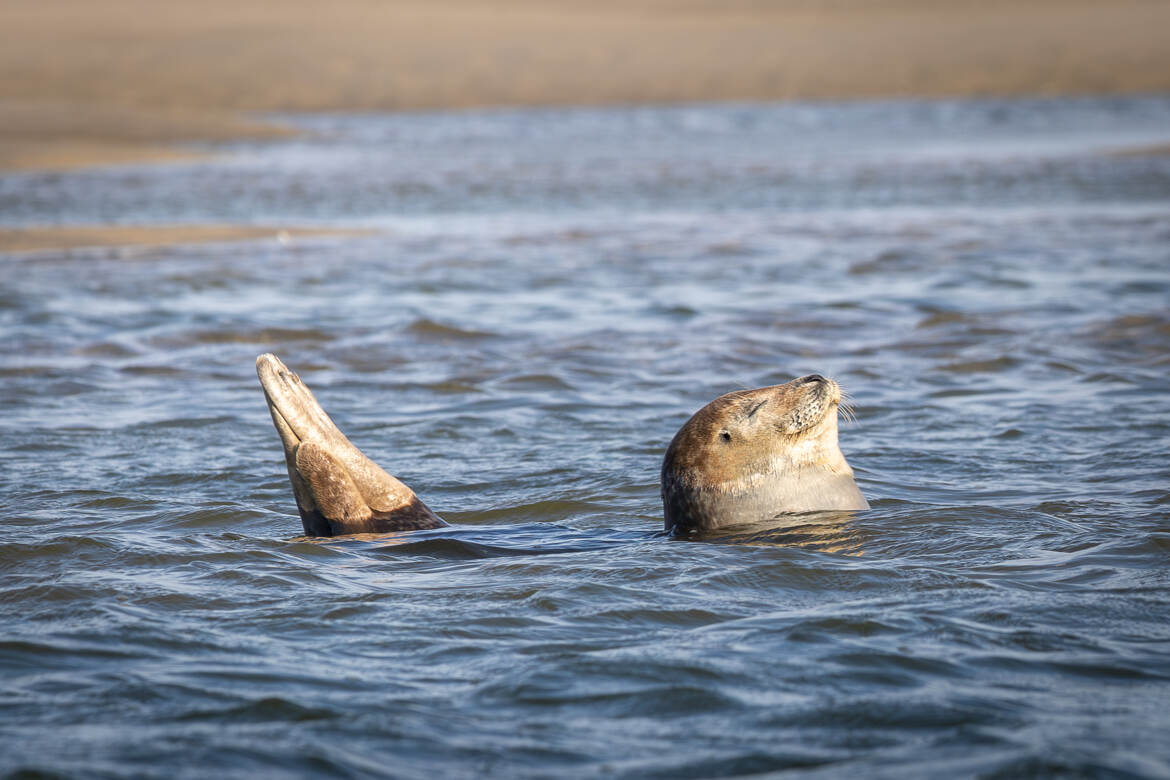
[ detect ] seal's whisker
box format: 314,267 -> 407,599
838,400 -> 857,425
837,385 -> 858,425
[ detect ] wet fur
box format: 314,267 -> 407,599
257,354 -> 446,537
661,375 -> 868,532
258,356 -> 865,537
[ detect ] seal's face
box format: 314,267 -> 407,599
661,374 -> 867,532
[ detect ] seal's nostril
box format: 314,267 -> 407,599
803,374 -> 826,384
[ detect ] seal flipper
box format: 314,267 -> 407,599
295,442 -> 374,527
256,353 -> 447,537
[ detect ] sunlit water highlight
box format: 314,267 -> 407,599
2,96 -> 1170,778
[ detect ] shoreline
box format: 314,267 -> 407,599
7,88 -> 1170,176
0,100 -> 291,172
0,226 -> 374,255
3,0 -> 1169,173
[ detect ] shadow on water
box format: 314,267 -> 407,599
308,522 -> 655,559
297,511 -> 870,560
676,511 -> 867,555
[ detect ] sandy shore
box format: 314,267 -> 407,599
0,226 -> 371,254
0,100 -> 290,172
2,0 -> 1168,249
4,0 -> 1170,170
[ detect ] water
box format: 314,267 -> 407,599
2,96 -> 1170,778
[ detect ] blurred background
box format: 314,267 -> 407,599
4,0 -> 1170,174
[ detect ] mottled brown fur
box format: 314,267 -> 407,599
258,356 -> 864,538
662,375 -> 867,532
257,353 -> 447,537
297,497 -> 444,538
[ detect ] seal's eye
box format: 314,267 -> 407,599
720,431 -> 731,442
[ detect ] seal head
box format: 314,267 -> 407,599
661,374 -> 868,533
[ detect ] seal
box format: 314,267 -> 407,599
256,353 -> 446,536
257,355 -> 866,537
660,374 -> 868,533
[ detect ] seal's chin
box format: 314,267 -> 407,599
778,375 -> 840,436
767,402 -> 846,476
800,408 -> 838,449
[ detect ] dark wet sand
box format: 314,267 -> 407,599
0,226 -> 371,254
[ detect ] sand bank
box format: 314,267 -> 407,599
3,0 -> 1169,250
0,226 -> 370,255
0,100 -> 289,171
2,0 -> 1169,172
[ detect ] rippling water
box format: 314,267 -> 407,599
3,96 -> 1170,778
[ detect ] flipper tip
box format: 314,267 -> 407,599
256,352 -> 282,374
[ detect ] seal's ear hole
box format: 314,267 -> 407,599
720,431 -> 731,442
